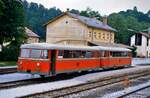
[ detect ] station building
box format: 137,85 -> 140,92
45,12 -> 129,48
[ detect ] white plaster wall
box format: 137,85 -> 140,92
136,36 -> 147,57
130,35 -> 135,46
147,39 -> 150,57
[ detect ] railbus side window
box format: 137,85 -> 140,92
58,50 -> 64,59
110,51 -> 128,57
58,50 -> 98,59
20,49 -> 30,58
41,50 -> 48,59
100,51 -> 105,57
85,51 -> 93,58
104,51 -> 109,57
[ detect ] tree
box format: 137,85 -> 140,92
131,45 -> 137,57
0,0 -> 4,16
69,9 -> 80,14
147,10 -> 150,17
133,6 -> 138,12
108,14 -> 127,43
0,0 -> 26,60
23,1 -> 62,39
80,7 -> 102,20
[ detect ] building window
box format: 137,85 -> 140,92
147,38 -> 149,46
65,21 -> 68,24
110,33 -> 113,39
94,32 -> 97,38
88,32 -> 92,37
103,33 -> 105,39
98,33 -> 101,39
135,33 -> 142,46
107,34 -> 109,39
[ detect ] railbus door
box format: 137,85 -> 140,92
50,50 -> 57,75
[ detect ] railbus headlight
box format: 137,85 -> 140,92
20,61 -> 22,64
37,63 -> 40,66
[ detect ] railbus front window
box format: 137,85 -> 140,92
20,49 -> 30,58
20,49 -> 48,59
30,49 -> 41,58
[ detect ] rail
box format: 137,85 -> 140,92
20,69 -> 150,98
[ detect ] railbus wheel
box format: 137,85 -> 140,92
40,75 -> 45,78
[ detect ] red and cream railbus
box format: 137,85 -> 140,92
18,43 -> 131,77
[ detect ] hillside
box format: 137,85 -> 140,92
23,1 -> 150,44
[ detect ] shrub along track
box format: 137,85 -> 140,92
20,67 -> 150,98
0,68 -> 17,74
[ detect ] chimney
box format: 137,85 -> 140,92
103,15 -> 107,25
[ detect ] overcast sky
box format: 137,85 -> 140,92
26,0 -> 150,15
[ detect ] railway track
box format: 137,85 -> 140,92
117,83 -> 150,98
0,77 -> 50,90
0,70 -> 98,90
20,69 -> 150,98
0,67 -> 17,74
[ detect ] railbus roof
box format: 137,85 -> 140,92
94,46 -> 131,52
21,43 -> 131,52
21,43 -> 99,51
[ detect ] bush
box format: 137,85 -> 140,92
0,45 -> 20,61
131,45 -> 137,57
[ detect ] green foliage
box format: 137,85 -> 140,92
0,0 -> 26,61
119,6 -> 150,23
131,46 -> 137,57
108,14 -> 127,43
0,45 -> 20,61
108,7 -> 150,44
80,7 -> 102,20
23,0 -> 62,39
0,61 -> 16,67
0,0 -> 4,16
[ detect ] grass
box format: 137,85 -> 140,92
0,61 -> 17,67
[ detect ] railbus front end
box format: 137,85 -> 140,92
18,48 -> 54,76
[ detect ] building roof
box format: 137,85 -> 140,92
88,41 -> 132,49
45,12 -> 117,32
138,32 -> 150,39
25,27 -> 40,38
